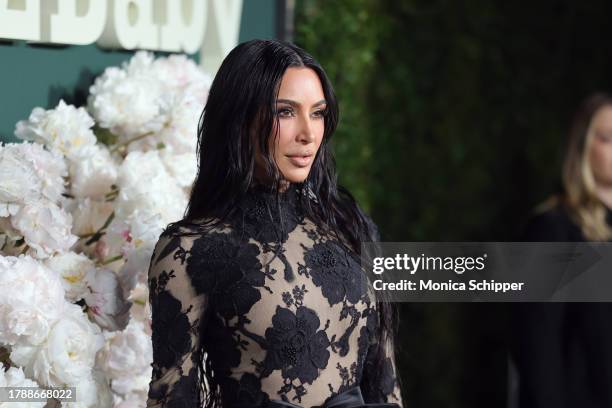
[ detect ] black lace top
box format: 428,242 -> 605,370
146,182 -> 403,407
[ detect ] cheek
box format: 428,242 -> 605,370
589,142 -> 612,176
273,121 -> 296,152
314,121 -> 325,146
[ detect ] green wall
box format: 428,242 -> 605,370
0,0 -> 277,144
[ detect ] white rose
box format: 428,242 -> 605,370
14,100 -> 97,160
11,201 -> 78,259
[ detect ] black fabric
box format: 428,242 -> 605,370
510,203 -> 612,408
146,182 -> 403,407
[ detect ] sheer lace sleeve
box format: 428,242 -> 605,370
361,333 -> 404,406
146,231 -> 207,407
359,215 -> 403,406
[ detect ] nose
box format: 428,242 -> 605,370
297,112 -> 315,144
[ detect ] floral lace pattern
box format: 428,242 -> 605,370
147,183 -> 403,407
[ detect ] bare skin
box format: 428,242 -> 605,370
254,67 -> 326,191
589,106 -> 612,209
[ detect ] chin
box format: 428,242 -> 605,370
281,168 -> 311,183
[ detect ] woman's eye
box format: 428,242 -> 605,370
277,107 -> 294,117
597,132 -> 612,142
311,109 -> 326,119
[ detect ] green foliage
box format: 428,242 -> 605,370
295,1 -> 612,406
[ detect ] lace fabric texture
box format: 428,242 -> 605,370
146,183 -> 403,407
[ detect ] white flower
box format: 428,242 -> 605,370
125,91 -> 202,155
18,142 -> 68,205
44,252 -> 95,302
14,100 -> 97,160
11,201 -> 78,259
151,53 -> 212,97
0,255 -> 66,346
0,366 -> 45,408
0,143 -> 67,217
96,319 -> 152,398
118,242 -> 155,305
69,144 -> 118,199
64,196 -> 114,237
63,371 -> 112,408
10,303 -> 103,387
159,150 -> 198,189
88,51 -> 170,140
115,150 -> 187,224
0,145 -> 41,217
83,267 -> 129,331
102,210 -> 164,264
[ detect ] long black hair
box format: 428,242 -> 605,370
167,39 -> 400,406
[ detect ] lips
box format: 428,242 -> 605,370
286,153 -> 313,168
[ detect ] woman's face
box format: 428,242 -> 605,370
589,105 -> 612,187
255,67 -> 326,185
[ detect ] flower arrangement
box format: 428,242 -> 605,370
0,51 -> 211,407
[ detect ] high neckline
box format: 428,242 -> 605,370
247,181 -> 304,201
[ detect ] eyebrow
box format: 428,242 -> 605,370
276,98 -> 327,108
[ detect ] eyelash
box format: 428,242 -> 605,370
276,108 -> 326,119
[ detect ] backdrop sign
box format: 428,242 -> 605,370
0,0 -> 242,73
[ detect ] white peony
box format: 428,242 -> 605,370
14,100 -> 97,160
11,201 -> 78,259
0,255 -> 66,346
160,150 -> 198,189
64,196 -> 113,235
96,319 -> 152,399
10,303 -> 103,387
83,267 -> 129,331
115,150 -> 187,224
62,370 -> 113,408
88,52 -> 170,140
44,252 -> 95,302
0,143 -> 67,217
69,144 -> 118,199
0,144 -> 41,217
0,366 -> 45,408
151,53 -> 212,98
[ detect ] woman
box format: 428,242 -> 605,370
146,39 -> 403,408
511,93 -> 612,408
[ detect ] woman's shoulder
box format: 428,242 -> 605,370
150,219 -> 237,271
522,198 -> 584,241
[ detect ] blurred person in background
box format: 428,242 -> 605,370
511,93 -> 612,408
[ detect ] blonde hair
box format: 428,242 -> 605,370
557,93 -> 612,241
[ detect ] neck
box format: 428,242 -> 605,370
252,173 -> 292,193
